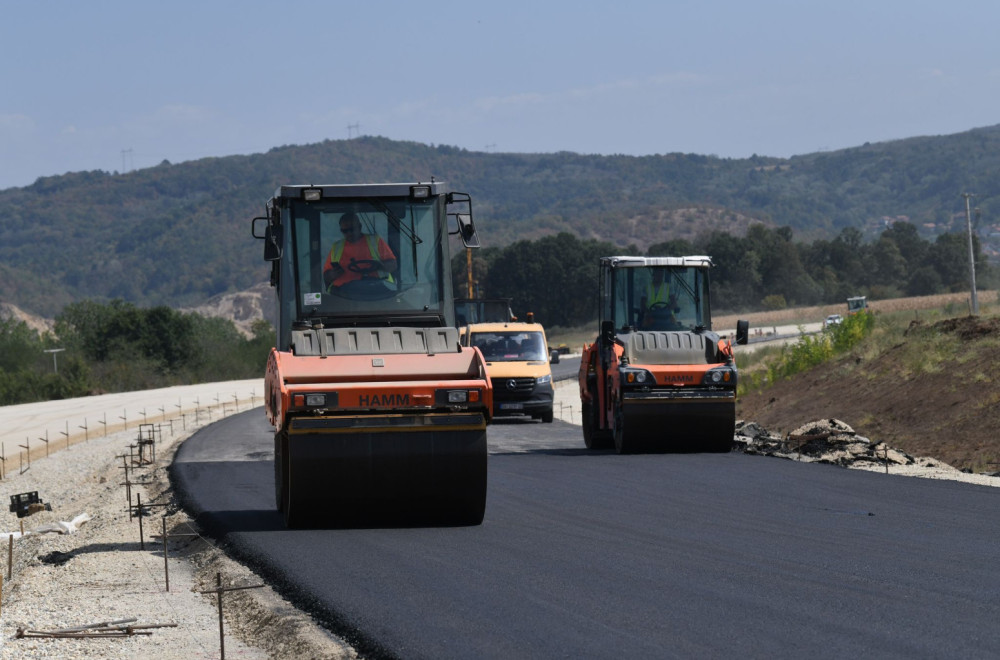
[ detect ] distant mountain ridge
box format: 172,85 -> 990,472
2,127 -> 999,318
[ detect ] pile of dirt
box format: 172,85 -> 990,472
735,418 -> 919,469
737,314 -> 1000,473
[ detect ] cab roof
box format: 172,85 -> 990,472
272,181 -> 448,200
465,322 -> 546,334
601,255 -> 713,268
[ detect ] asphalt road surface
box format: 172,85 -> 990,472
172,411 -> 1000,659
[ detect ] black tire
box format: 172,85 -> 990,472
541,408 -> 554,423
582,401 -> 613,449
613,401 -> 632,454
274,430 -> 287,513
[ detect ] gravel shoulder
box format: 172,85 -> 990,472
0,380 -> 355,660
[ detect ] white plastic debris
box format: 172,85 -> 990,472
0,512 -> 91,539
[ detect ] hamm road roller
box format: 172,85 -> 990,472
579,256 -> 749,454
252,182 -> 491,527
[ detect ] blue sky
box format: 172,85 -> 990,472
2,0 -> 999,190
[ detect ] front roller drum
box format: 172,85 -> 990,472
279,425 -> 487,528
614,398 -> 735,454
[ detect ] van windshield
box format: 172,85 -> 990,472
470,331 -> 547,361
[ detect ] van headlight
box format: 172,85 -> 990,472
537,374 -> 551,385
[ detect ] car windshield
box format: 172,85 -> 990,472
608,265 -> 710,332
287,198 -> 444,323
471,331 -> 547,361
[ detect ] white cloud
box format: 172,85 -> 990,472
148,104 -> 218,125
0,113 -> 35,135
473,92 -> 547,113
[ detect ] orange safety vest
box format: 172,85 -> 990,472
328,234 -> 395,284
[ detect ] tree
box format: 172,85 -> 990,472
0,317 -> 42,373
929,233 -> 975,292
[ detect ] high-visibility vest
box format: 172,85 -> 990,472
646,281 -> 670,305
330,235 -> 395,283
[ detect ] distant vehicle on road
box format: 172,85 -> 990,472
846,296 -> 868,315
824,314 -> 843,328
462,318 -> 555,423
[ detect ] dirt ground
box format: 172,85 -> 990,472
737,315 -> 1000,473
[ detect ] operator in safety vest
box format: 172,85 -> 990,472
323,212 -> 398,290
641,267 -> 679,328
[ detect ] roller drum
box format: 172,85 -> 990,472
615,396 -> 735,454
282,426 -> 487,528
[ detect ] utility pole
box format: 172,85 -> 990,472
347,123 -> 360,139
466,248 -> 474,297
120,148 -> 133,173
961,192 -> 979,315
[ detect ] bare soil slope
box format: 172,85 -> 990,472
738,315 -> 1000,473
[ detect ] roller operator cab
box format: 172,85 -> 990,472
578,256 -> 749,454
252,182 -> 491,528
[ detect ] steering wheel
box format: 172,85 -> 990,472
648,302 -> 672,311
347,259 -> 383,276
326,277 -> 396,300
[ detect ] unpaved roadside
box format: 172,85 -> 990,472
0,381 -> 355,659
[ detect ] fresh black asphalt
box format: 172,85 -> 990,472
172,410 -> 1000,659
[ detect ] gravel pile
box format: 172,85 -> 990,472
0,389 -> 355,660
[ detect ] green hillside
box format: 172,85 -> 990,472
2,127 -> 999,317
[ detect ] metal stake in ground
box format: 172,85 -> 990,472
137,493 -> 143,549
199,572 -> 265,660
18,438 -> 29,474
162,517 -> 169,592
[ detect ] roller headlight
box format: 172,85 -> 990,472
702,368 -> 735,386
621,368 -> 654,386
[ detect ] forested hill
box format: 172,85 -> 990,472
3,125 -> 1000,317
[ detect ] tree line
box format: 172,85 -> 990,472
1,220 -> 986,405
454,222 -> 992,328
0,301 -> 273,406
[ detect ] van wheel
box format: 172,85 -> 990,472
541,408 -> 554,423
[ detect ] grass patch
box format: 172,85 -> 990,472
738,312 -> 875,395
